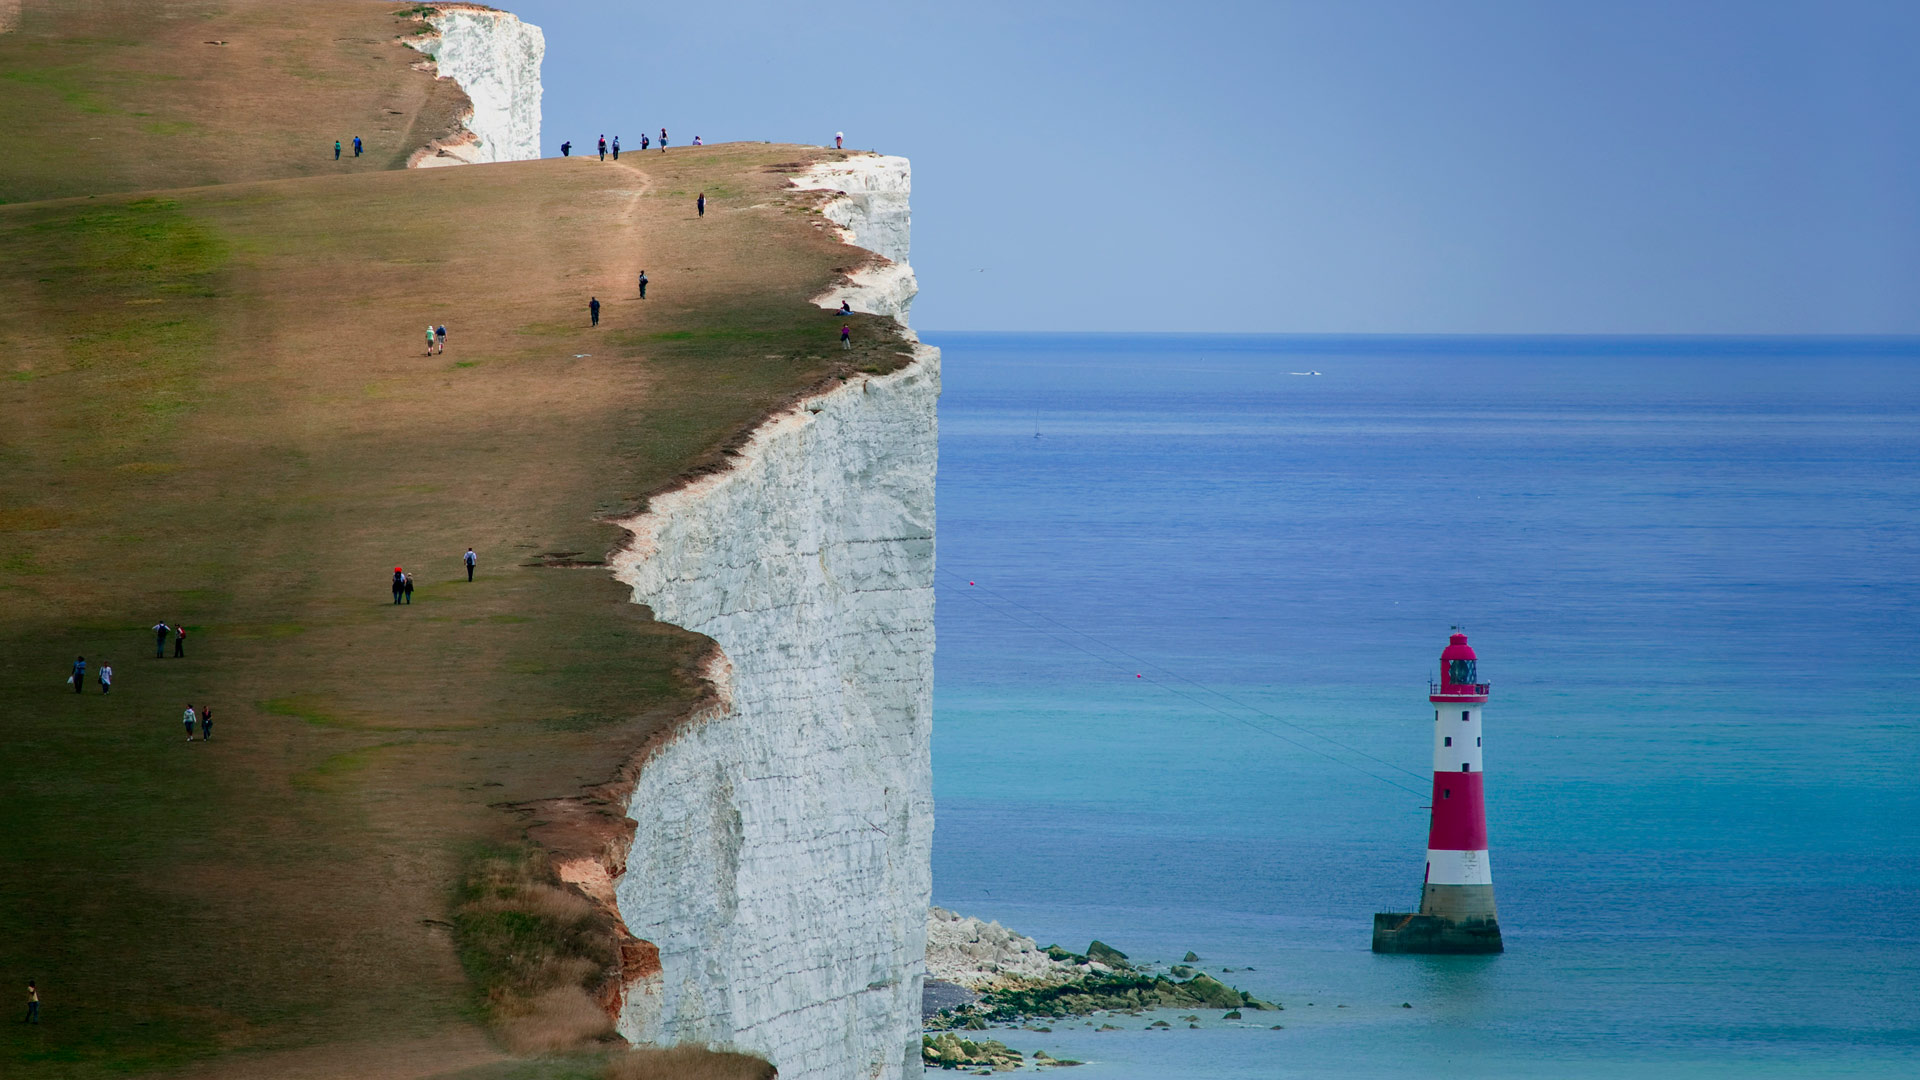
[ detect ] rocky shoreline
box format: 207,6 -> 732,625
923,909 -> 1280,1069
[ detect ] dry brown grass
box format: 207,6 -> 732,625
603,1045 -> 778,1080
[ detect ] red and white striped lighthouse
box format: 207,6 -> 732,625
1373,629 -> 1505,953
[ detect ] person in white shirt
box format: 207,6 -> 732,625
99,663 -> 112,695
182,705 -> 197,742
465,547 -> 478,582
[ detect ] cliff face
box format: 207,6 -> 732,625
794,156 -> 918,324
407,5 -> 544,166
607,160 -> 937,1080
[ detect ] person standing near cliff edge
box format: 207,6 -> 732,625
70,655 -> 85,694
612,136 -> 620,160
333,140 -> 341,160
637,271 -> 648,299
153,621 -> 170,658
465,547 -> 477,581
561,140 -> 571,157
589,297 -> 600,326
598,135 -> 606,161
173,624 -> 187,658
697,192 -> 705,217
841,324 -> 852,350
835,131 -> 844,149
24,981 -> 38,1024
353,135 -> 362,157
660,128 -> 668,151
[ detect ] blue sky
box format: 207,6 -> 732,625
506,1 -> 1920,334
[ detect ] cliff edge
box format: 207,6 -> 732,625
608,156 -> 937,1080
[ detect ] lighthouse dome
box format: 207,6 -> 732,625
1441,632 -> 1478,688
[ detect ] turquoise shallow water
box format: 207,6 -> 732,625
925,334 -> 1920,1078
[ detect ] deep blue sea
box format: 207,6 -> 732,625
925,334 -> 1920,1078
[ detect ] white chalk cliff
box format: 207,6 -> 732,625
607,161 -> 937,1079
794,155 -> 918,325
405,5 -> 544,166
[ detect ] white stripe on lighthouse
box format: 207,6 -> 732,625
1426,847 -> 1493,886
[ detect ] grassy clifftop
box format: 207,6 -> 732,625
0,0 -> 470,203
0,6 -> 911,1078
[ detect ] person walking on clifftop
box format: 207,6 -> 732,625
99,662 -> 112,695
598,135 -> 606,161
612,135 -> 620,160
589,297 -> 600,326
173,624 -> 186,657
70,656 -> 85,694
465,547 -> 477,581
153,621 -> 170,658
659,128 -> 668,151
182,704 -> 197,742
353,135 -> 363,157
392,567 -> 405,605
403,573 -> 414,604
334,140 -> 341,160
697,192 -> 706,217
637,271 -> 648,299
561,140 -> 571,157
24,981 -> 38,1024
841,324 -> 852,350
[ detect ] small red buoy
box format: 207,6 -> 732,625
1136,674 -> 1143,678
969,581 -> 975,586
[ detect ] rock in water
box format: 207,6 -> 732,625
1086,940 -> 1131,969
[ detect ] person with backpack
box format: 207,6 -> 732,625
598,135 -> 606,161
612,135 -> 620,160
465,547 -> 477,581
561,140 -> 571,157
392,567 -> 405,605
70,656 -> 85,694
637,271 -> 648,299
436,325 -> 447,354
641,133 -> 649,151
154,621 -> 170,658
173,624 -> 187,657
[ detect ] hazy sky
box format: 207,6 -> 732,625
507,1 -> 1920,334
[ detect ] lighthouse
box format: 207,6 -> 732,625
1372,630 -> 1505,954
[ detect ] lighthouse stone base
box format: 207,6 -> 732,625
1370,911 -> 1504,954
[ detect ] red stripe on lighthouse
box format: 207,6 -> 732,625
1427,771 -> 1487,851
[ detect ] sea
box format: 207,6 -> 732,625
924,333 -> 1920,1079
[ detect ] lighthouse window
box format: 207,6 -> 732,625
1443,789 -> 1451,799
1448,658 -> 1476,685
1476,737 -> 1481,747
1444,737 -> 1452,747
1462,763 -> 1470,771
1462,711 -> 1471,722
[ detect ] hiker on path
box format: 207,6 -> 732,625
392,567 -> 405,604
638,271 -> 648,298
697,192 -> 706,217
835,131 -> 844,149
201,706 -> 213,741
334,140 -> 341,160
465,547 -> 477,581
840,324 -> 852,350
403,573 -> 415,604
99,662 -> 112,695
436,325 -> 448,353
660,128 -> 668,150
70,656 -> 85,694
561,140 -> 571,157
154,621 -> 170,658
183,704 -> 197,741
590,297 -> 601,326
426,325 -> 438,355
612,136 -> 620,160
354,135 -> 363,157
641,133 -> 649,151
173,624 -> 186,657
598,135 -> 606,161
24,982 -> 37,1024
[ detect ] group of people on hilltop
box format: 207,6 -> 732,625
564,128 -> 711,158
391,549 -> 479,605
61,622 -> 212,745
332,135 -> 364,160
